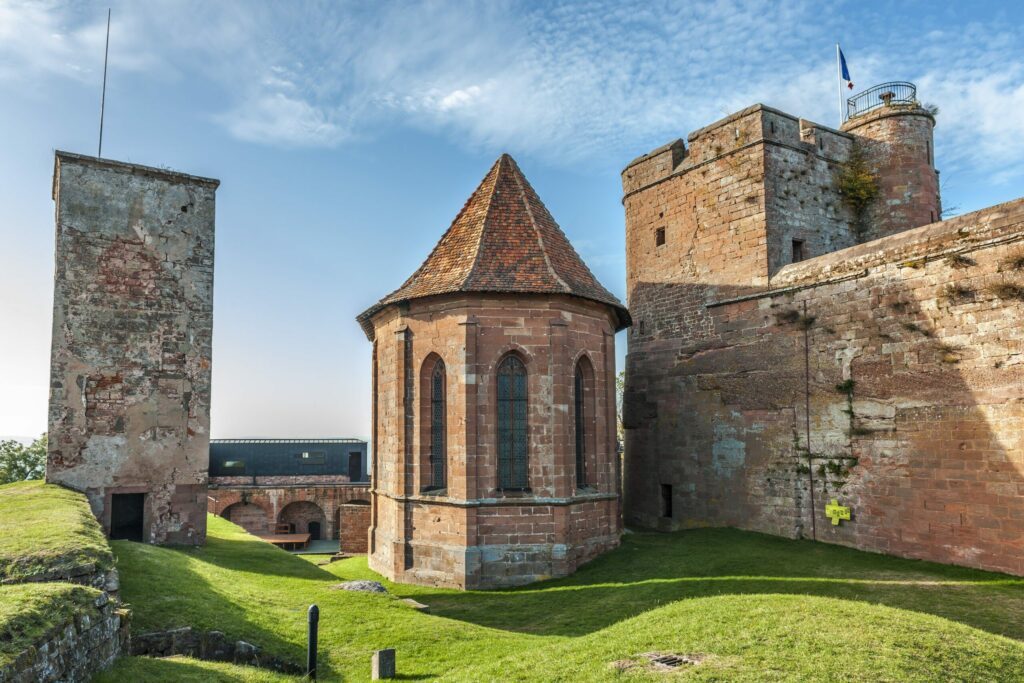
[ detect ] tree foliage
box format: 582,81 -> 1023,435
0,434 -> 47,484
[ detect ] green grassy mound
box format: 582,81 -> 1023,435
0,583 -> 102,668
112,515 -> 1024,681
0,480 -> 113,582
96,656 -> 296,682
454,593 -> 1024,681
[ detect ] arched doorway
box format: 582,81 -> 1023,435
221,502 -> 270,535
278,501 -> 327,541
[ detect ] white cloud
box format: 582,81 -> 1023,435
218,92 -> 349,147
4,0 -> 1024,191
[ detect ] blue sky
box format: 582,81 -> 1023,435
2,0 -> 1022,440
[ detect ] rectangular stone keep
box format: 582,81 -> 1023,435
371,648 -> 396,680
47,151 -> 218,545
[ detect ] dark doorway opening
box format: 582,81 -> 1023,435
348,452 -> 361,482
110,493 -> 145,542
660,484 -> 673,519
308,521 -> 321,541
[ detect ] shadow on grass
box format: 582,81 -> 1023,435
112,534 -> 336,678
408,528 -> 1024,640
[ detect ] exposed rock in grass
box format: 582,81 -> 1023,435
331,580 -> 388,594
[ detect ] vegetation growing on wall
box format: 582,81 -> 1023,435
835,145 -> 879,241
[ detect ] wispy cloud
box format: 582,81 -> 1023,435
4,1 -> 1023,186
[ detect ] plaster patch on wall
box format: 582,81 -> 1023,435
712,422 -> 746,475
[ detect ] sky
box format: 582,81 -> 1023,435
1,0 -> 1023,440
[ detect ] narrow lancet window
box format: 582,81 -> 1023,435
430,360 -> 446,489
497,355 -> 528,489
574,364 -> 586,487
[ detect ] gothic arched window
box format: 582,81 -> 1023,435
574,363 -> 586,487
497,354 -> 528,489
429,360 -> 446,489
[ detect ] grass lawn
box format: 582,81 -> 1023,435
0,480 -> 113,582
108,515 -> 1024,681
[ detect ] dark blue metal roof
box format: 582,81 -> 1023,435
209,439 -> 368,480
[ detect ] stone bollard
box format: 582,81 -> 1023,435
371,648 -> 396,680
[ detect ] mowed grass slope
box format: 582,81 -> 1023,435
110,515 -> 1024,681
0,480 -> 113,582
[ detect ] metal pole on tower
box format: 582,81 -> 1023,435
98,8 -> 111,158
835,43 -> 844,126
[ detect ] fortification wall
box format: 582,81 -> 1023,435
625,198 -> 1024,575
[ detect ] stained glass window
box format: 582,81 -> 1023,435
430,360 -> 446,489
497,355 -> 528,489
574,364 -> 586,486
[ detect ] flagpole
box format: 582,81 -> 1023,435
836,43 -> 844,126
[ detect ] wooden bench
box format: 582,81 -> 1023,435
258,533 -> 311,551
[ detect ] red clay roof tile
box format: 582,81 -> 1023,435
357,154 -> 630,337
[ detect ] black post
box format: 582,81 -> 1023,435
307,604 -> 319,679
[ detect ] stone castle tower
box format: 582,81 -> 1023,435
358,154 -> 630,589
622,86 -> 1024,577
47,152 -> 217,545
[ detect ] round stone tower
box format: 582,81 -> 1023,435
841,83 -> 940,240
357,154 -> 630,589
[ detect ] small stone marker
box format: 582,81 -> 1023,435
372,648 -> 396,680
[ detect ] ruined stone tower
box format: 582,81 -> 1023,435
622,85 -> 1024,576
358,154 -> 629,589
47,152 -> 217,545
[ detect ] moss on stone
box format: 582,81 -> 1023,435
0,583 -> 101,668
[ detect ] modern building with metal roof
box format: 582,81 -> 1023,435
209,438 -> 369,482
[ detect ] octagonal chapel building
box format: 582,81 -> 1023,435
357,154 -> 630,589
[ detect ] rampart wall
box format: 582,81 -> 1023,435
625,198 -> 1024,575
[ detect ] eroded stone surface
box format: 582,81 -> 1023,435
623,101 -> 1024,576
47,152 -> 218,546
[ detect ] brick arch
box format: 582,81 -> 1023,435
486,344 -> 534,374
279,500 -> 327,541
221,501 -> 271,536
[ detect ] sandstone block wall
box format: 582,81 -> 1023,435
367,293 -> 621,588
208,481 -> 372,552
626,198 -> 1024,575
47,152 -> 217,545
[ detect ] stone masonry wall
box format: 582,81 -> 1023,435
625,198 -> 1024,575
368,293 -> 621,588
208,482 -> 371,552
1,591 -> 129,683
47,152 -> 218,545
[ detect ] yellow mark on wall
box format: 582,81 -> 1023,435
825,499 -> 851,526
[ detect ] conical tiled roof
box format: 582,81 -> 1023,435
357,154 -> 631,338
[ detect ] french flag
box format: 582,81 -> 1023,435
839,46 -> 854,90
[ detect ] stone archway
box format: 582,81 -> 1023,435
279,501 -> 327,541
221,502 -> 270,535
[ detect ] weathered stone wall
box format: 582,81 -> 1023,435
1,591 -> 128,683
208,481 -> 371,551
841,106 -> 940,241
47,152 -> 218,545
367,293 -> 621,588
625,198 -> 1024,575
130,627 -> 302,673
338,503 -> 370,553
